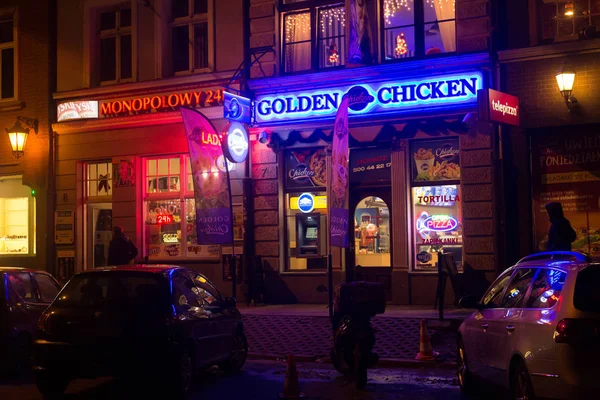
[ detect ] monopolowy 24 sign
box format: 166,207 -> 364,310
255,72 -> 483,124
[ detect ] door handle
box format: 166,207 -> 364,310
481,323 -> 489,330
506,325 -> 515,332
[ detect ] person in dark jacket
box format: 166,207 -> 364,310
107,226 -> 138,266
545,202 -> 577,251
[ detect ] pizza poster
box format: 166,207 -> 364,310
532,131 -> 600,258
410,138 -> 460,183
285,147 -> 327,190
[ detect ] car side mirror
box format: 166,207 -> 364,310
225,297 -> 236,308
459,295 -> 483,310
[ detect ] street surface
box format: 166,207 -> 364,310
0,360 -> 500,400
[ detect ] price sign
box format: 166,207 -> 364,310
157,214 -> 174,224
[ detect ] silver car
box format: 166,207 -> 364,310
457,251 -> 600,400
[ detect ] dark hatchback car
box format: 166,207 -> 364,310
34,265 -> 248,398
0,267 -> 61,374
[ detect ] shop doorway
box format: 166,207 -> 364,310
85,203 -> 112,269
348,188 -> 392,300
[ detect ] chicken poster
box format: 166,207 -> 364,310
330,96 -> 350,248
180,107 -> 233,245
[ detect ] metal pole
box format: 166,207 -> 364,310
328,253 -> 334,321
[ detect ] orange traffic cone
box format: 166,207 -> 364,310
415,319 -> 439,361
279,354 -> 304,399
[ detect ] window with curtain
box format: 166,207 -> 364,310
171,0 -> 211,74
539,0 -> 600,43
382,0 -> 455,60
0,12 -> 15,100
282,1 -> 345,73
98,8 -> 132,83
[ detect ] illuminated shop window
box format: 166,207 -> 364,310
98,7 -> 132,83
354,197 -> 391,268
144,155 -> 219,260
539,0 -> 600,42
171,0 -> 211,74
0,11 -> 16,100
0,176 -> 36,256
382,0 -> 455,60
86,161 -> 113,198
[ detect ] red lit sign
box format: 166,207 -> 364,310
487,89 -> 520,126
100,88 -> 224,118
157,214 -> 173,224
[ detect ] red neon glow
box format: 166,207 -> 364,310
157,214 -> 173,224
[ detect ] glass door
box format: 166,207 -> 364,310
85,203 -> 112,269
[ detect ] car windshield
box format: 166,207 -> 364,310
53,272 -> 168,310
574,265 -> 600,313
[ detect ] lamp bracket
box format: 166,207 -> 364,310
16,116 -> 38,134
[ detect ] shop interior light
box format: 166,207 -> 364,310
564,2 -> 574,17
555,67 -> 577,110
5,116 -> 38,159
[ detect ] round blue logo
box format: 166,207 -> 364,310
297,193 -> 315,213
345,86 -> 375,112
228,98 -> 241,119
417,251 -> 432,264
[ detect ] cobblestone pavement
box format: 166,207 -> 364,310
243,315 -> 460,362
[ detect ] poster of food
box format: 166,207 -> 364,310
285,147 -> 327,190
180,108 -> 233,245
532,131 -> 600,258
330,96 -> 350,248
410,138 -> 460,183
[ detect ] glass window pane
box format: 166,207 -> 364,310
120,34 -> 132,79
88,163 -> 98,181
158,159 -> 169,175
482,273 -> 512,308
188,174 -> 194,192
319,6 -> 345,68
354,197 -> 391,268
170,158 -> 181,175
284,12 -> 311,72
120,8 -> 131,27
100,37 -> 117,82
97,163 -> 107,177
285,43 -> 311,72
1,48 -> 14,99
193,22 -> 209,70
100,11 -> 116,30
146,200 -> 182,259
186,157 -> 192,173
500,268 -> 535,308
0,19 -> 13,43
425,21 -> 455,54
384,27 -> 415,60
0,188 -> 30,255
35,273 -> 61,303
383,0 -> 414,26
528,269 -> 567,309
172,25 -> 190,72
168,176 -> 180,192
172,0 -> 189,19
88,180 -> 98,197
186,198 -> 196,245
194,0 -> 208,14
147,159 -> 157,176
424,0 -> 455,22
8,273 -> 34,301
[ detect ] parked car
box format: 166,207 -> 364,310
457,251 -> 600,400
33,265 -> 247,398
0,267 -> 61,374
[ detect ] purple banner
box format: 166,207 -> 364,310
330,96 -> 350,248
180,107 -> 233,245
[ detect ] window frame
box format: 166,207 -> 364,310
480,269 -> 514,308
0,8 -> 17,102
84,160 -> 114,200
97,7 -> 134,85
169,0 -> 214,75
498,267 -> 537,309
280,0 -> 346,74
538,0 -> 600,43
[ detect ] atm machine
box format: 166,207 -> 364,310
296,213 -> 321,257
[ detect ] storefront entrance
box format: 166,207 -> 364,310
85,203 -> 112,269
348,188 -> 392,300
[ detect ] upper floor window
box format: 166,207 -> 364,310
98,8 -> 132,84
171,0 -> 211,74
0,12 -> 15,100
382,0 -> 456,60
282,1 -> 346,73
540,0 -> 600,42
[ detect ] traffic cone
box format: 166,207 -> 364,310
415,319 -> 439,361
279,354 -> 304,399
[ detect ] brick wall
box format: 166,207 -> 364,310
456,0 -> 491,53
249,0 -> 277,79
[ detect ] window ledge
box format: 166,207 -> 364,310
0,100 -> 25,113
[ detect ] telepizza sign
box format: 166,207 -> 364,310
100,88 -> 224,118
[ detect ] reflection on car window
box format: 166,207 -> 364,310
8,273 -> 35,302
189,272 -> 220,305
35,273 -> 61,303
482,273 -> 512,308
500,268 -> 535,308
172,271 -> 200,310
527,269 -> 566,309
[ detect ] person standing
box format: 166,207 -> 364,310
545,202 -> 577,251
107,226 -> 138,266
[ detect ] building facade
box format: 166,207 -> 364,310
246,0 -> 500,305
0,0 -> 54,271
51,0 -> 245,291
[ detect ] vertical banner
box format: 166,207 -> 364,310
330,96 -> 350,248
180,108 -> 234,245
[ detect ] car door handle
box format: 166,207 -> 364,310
506,325 -> 515,332
481,323 -> 489,330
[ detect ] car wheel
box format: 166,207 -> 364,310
457,338 -> 474,394
35,369 -> 70,399
220,332 -> 248,374
511,361 -> 536,400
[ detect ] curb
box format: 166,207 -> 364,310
247,353 -> 457,370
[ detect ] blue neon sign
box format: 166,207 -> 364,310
255,72 -> 483,124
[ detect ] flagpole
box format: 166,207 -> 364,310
327,149 -> 334,323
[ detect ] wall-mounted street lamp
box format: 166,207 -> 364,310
564,2 -> 574,17
555,67 -> 577,111
5,116 -> 38,159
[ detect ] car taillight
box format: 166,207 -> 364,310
555,318 -> 600,344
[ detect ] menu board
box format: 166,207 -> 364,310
285,148 -> 327,190
531,130 -> 600,257
410,138 -> 460,183
350,148 -> 391,182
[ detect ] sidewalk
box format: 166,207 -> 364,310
240,304 -> 472,368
